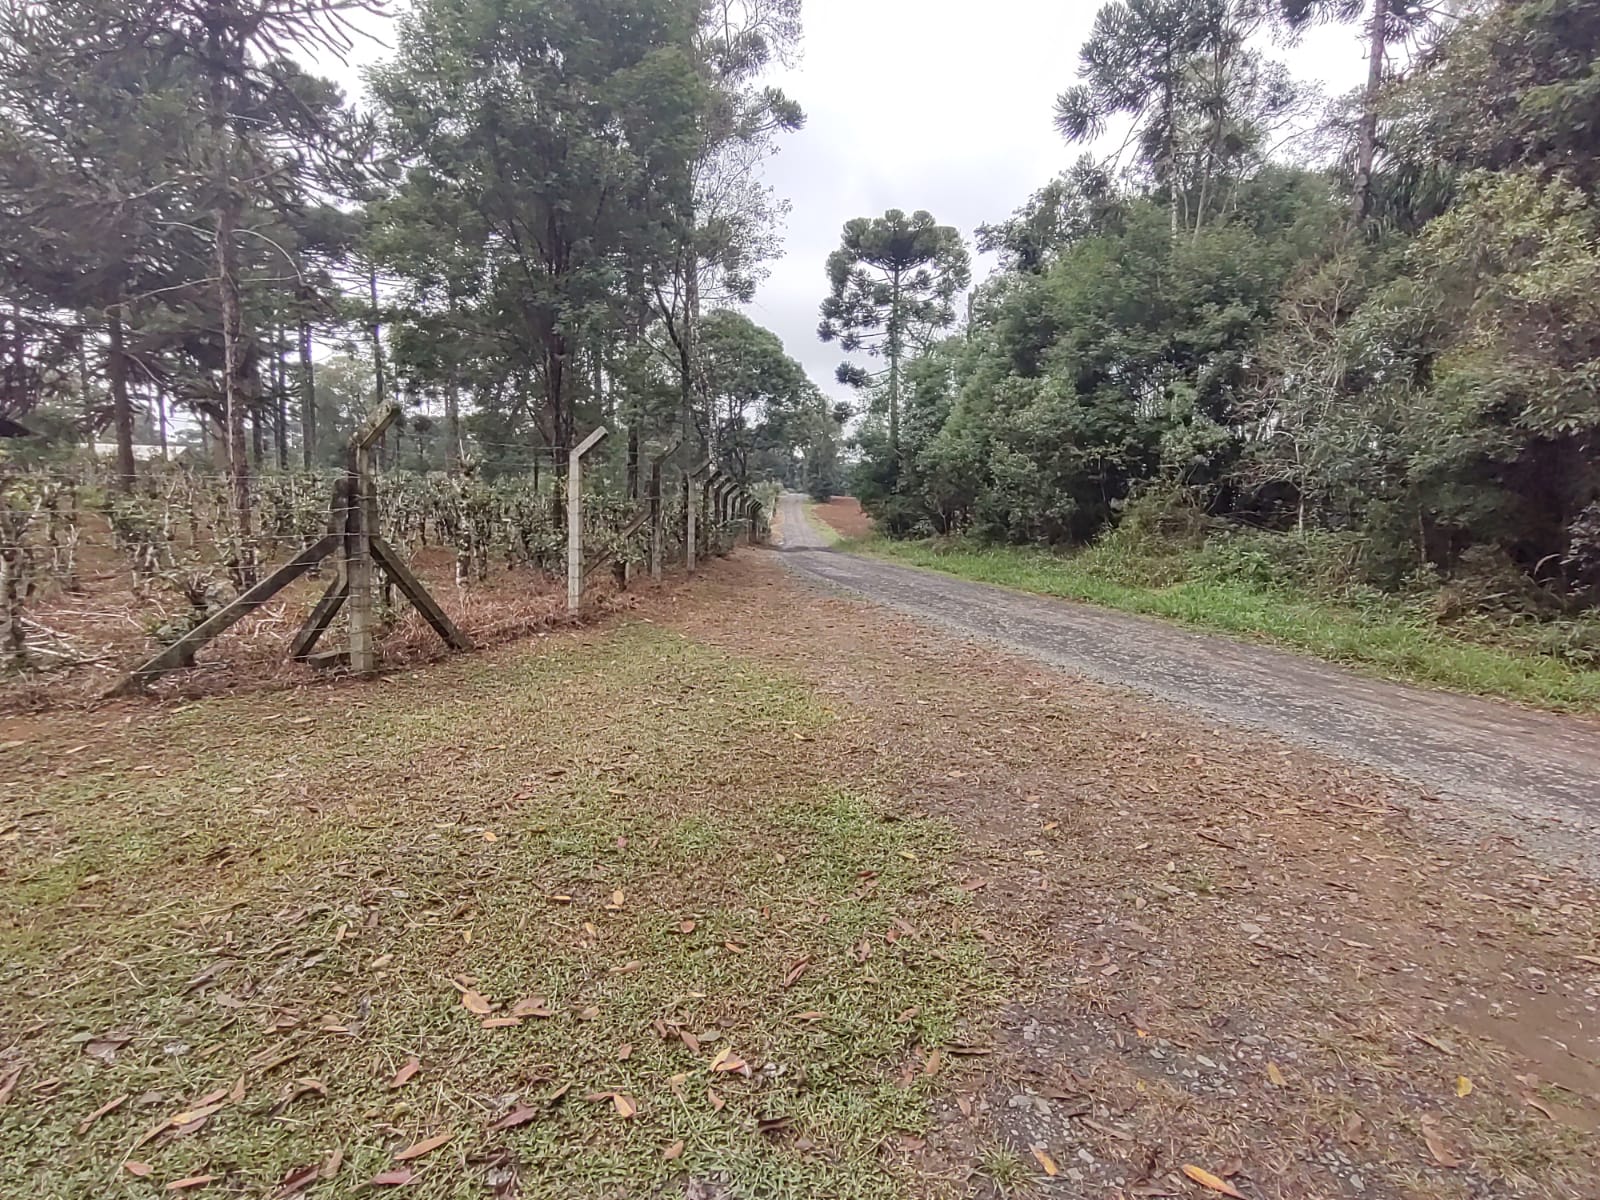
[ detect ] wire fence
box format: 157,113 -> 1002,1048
0,456 -> 729,679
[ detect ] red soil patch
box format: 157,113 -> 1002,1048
811,496 -> 873,539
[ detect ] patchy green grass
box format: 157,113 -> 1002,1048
861,536 -> 1600,712
0,626 -> 997,1198
802,503 -> 842,546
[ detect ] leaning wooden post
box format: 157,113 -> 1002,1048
567,426 -> 609,613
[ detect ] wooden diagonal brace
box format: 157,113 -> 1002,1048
371,536 -> 473,651
107,534 -> 341,696
584,507 -> 651,582
289,570 -> 349,662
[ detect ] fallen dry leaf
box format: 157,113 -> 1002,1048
613,1093 -> 638,1119
1420,1116 -> 1461,1168
490,1105 -> 539,1131
1455,1075 -> 1473,1098
460,990 -> 493,1016
390,1057 -> 421,1089
394,1131 -> 452,1162
708,1087 -> 725,1112
782,957 -> 810,988
166,1175 -> 218,1191
274,1165 -> 320,1197
125,1162 -> 153,1178
662,1139 -> 684,1161
482,1017 -> 522,1029
923,1048 -> 942,1077
1031,1146 -> 1059,1177
677,920 -> 696,934
1182,1164 -> 1246,1198
1080,1118 -> 1133,1141
369,1168 -> 414,1186
510,997 -> 552,1019
709,1047 -> 746,1074
1265,1062 -> 1286,1087
76,1092 -> 129,1136
0,1066 -> 21,1107
168,1101 -> 225,1128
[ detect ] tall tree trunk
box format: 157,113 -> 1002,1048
684,247 -> 703,458
76,335 -> 95,460
107,306 -> 136,491
1192,39 -> 1226,239
1354,0 -> 1390,222
627,423 -> 640,501
887,265 -> 903,458
550,334 -> 569,465
208,19 -> 252,578
155,383 -> 168,461
273,321 -> 288,469
1165,70 -> 1179,240
299,320 -> 316,468
444,364 -> 462,476
367,264 -> 387,410
367,264 -> 387,468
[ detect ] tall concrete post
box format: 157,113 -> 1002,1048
567,427 -> 608,613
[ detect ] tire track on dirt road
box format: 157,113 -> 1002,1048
774,492 -> 1600,864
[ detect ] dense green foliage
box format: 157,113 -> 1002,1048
0,0 -> 835,511
845,0 -> 1600,623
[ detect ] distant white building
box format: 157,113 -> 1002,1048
94,443 -> 168,461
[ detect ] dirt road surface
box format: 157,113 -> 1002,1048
776,493 -> 1600,867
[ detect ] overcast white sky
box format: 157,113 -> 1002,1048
335,1 -> 1370,402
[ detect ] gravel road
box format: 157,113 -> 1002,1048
775,492 -> 1600,857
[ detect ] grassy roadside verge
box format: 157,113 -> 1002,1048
802,503 -> 841,545
858,536 -> 1600,712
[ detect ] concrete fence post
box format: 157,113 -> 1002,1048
567,426 -> 608,613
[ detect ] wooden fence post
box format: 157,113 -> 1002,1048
568,426 -> 609,613
347,404 -> 399,675
105,400 -> 470,696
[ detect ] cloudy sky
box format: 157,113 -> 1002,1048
334,1 -> 1371,401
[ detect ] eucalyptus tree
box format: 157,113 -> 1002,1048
818,209 -> 969,458
652,0 -> 805,459
372,0 -> 707,465
698,308 -> 810,483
